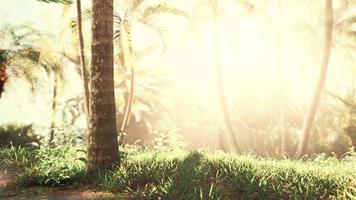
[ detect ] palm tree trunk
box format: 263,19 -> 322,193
88,0 -> 119,172
118,66 -> 134,145
211,0 -> 239,151
76,0 -> 90,130
49,73 -> 58,144
295,0 -> 333,158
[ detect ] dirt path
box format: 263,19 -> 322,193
2,187 -> 120,200
0,162 -> 122,200
0,161 -> 16,194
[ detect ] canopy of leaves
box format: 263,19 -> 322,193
36,0 -> 72,4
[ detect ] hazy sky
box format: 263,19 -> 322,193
1,0 -> 62,33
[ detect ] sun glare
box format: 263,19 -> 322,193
0,0 -> 355,152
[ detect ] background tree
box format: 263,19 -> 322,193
0,25 -> 41,97
210,0 -> 239,151
276,0 -> 287,155
295,0 -> 334,158
38,51 -> 66,144
112,0 -> 187,144
76,0 -> 90,131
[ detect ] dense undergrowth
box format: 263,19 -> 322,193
0,145 -> 355,200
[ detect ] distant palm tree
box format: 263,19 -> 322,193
210,0 -> 239,151
0,25 -> 40,97
0,24 -> 68,143
112,0 -> 187,143
295,0 -> 334,158
35,37 -> 67,144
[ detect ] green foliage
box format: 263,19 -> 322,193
0,123 -> 42,147
26,144 -> 86,186
152,127 -> 187,152
0,145 -> 36,167
1,145 -> 354,199
36,0 -> 72,4
51,122 -> 85,145
0,144 -> 86,186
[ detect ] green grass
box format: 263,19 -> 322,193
0,145 -> 355,199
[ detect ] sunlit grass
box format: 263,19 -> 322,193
1,145 -> 355,199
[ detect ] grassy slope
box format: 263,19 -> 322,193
0,145 -> 355,200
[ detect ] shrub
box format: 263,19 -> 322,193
0,123 -> 42,147
0,144 -> 86,186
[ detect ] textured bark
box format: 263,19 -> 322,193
88,0 -> 119,172
211,0 -> 239,151
49,73 -> 58,144
295,0 -> 333,158
76,0 -> 90,128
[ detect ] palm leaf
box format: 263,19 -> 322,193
70,8 -> 92,33
114,12 -> 134,67
129,0 -> 145,12
36,0 -> 72,4
141,3 -> 189,22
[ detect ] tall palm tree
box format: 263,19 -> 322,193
210,0 -> 239,151
67,1 -> 186,144
295,0 -> 334,158
88,0 -> 119,172
276,0 -> 287,155
76,0 -> 90,130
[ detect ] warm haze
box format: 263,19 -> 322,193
0,0 -> 355,199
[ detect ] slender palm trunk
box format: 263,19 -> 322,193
211,0 -> 239,151
49,73 -> 58,144
118,20 -> 135,145
276,0 -> 287,154
118,66 -> 134,145
88,0 -> 119,172
295,0 -> 333,158
76,0 -> 90,130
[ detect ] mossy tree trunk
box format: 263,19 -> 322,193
88,0 -> 119,172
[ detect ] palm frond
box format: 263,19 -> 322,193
141,3 -> 189,21
0,25 -> 42,50
114,12 -> 134,67
0,50 -> 11,66
113,13 -> 123,54
129,0 -> 145,12
36,0 -> 72,4
70,8 -> 92,34
138,18 -> 168,53
123,16 -> 134,56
